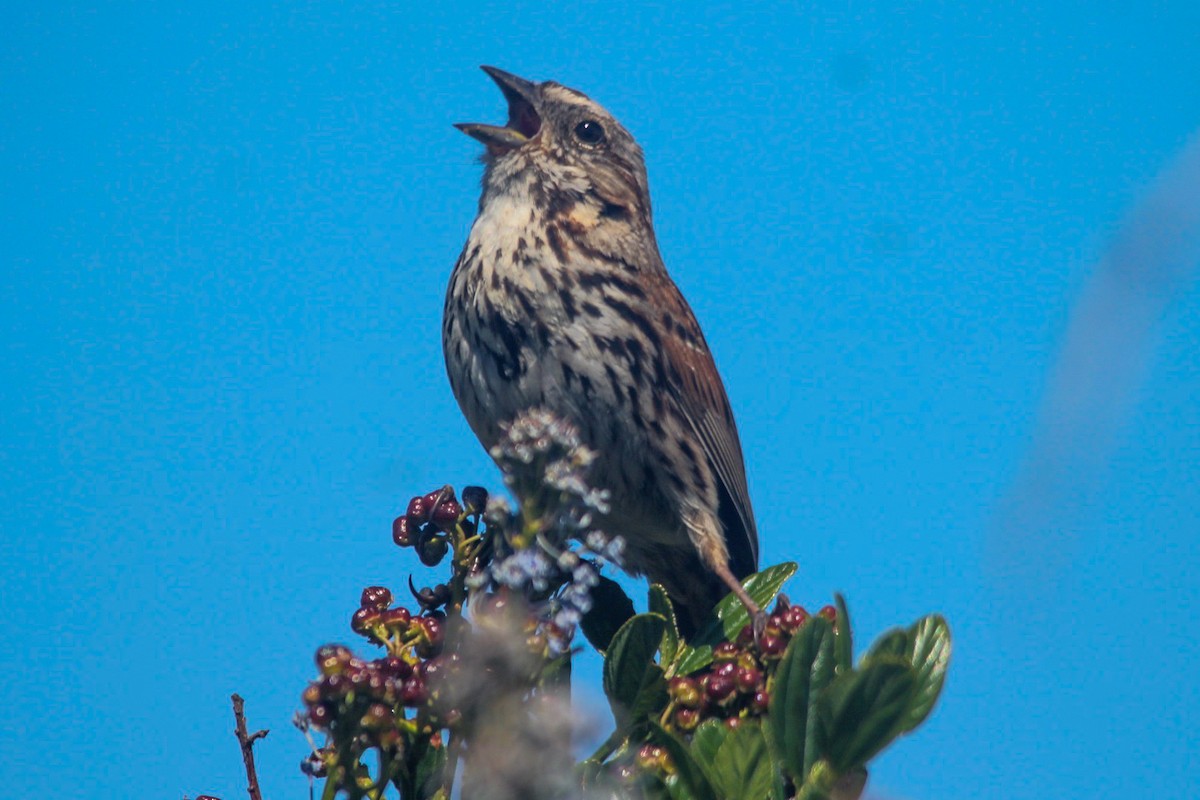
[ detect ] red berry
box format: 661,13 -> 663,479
315,644 -> 353,676
406,496 -> 429,523
705,674 -> 735,702
321,673 -> 347,699
713,642 -> 739,662
674,707 -> 700,731
309,704 -> 332,728
416,621 -> 444,659
392,515 -> 413,547
421,656 -> 445,687
714,661 -> 737,680
724,717 -> 743,731
379,656 -> 413,679
781,604 -> 810,632
351,607 -> 381,636
735,667 -> 762,693
818,605 -> 837,623
423,615 -> 445,641
360,586 -> 393,612
760,634 -> 786,657
361,703 -> 393,730
423,490 -> 444,509
751,690 -> 770,714
302,683 -> 321,706
431,500 -> 462,529
668,676 -> 703,709
401,678 -> 428,706
381,606 -> 412,629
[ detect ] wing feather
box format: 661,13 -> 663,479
652,274 -> 759,575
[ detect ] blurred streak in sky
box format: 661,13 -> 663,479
989,130 -> 1200,589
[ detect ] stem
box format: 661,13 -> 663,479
587,728 -> 626,764
230,694 -> 268,800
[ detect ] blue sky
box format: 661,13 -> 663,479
3,3 -> 1198,798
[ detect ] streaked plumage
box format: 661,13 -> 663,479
443,67 -> 759,632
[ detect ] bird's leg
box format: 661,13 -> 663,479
712,560 -> 769,639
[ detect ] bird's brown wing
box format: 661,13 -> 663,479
653,274 -> 759,577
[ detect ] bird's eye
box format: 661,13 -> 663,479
573,119 -> 606,145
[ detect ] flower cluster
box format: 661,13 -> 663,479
469,412 -> 624,653
489,409 -> 612,537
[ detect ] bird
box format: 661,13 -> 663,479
443,66 -> 759,635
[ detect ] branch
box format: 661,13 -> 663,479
231,693 -> 269,800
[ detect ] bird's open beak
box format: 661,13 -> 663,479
455,66 -> 542,155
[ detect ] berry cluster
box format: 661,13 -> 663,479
300,583 -> 461,764
664,600 -> 837,734
392,485 -> 484,568
347,584 -> 447,655
303,644 -> 435,739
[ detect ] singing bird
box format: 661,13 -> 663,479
443,67 -> 760,634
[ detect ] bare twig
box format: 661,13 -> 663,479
231,693 -> 269,800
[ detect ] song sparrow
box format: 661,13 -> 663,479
444,67 -> 760,634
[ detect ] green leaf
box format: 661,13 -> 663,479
649,584 -> 683,669
817,658 -> 917,773
580,575 -> 636,653
692,562 -> 798,646
603,613 -> 668,729
689,718 -> 728,770
411,738 -> 448,800
708,721 -> 777,800
901,614 -> 951,732
833,593 -> 853,675
864,628 -> 909,663
676,643 -> 714,676
649,722 -> 718,800
768,615 -> 835,782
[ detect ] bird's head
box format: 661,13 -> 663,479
456,67 -> 652,228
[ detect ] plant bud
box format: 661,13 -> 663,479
461,485 -> 488,514
418,536 -> 449,567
